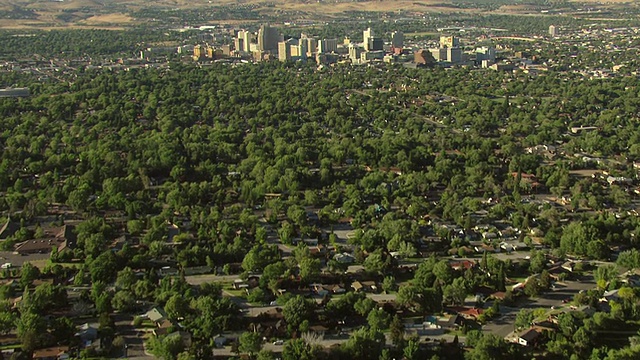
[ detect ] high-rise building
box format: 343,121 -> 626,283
243,31 -> 252,52
447,47 -> 462,63
475,47 -> 496,62
363,28 -> 373,43
391,31 -> 404,48
301,35 -> 318,56
348,44 -> 362,62
258,24 -> 281,52
193,45 -> 204,60
549,25 -> 558,37
366,37 -> 384,52
236,30 -> 252,52
292,41 -> 308,59
318,39 -> 338,54
234,37 -> 244,53
278,41 -> 291,61
439,35 -> 459,48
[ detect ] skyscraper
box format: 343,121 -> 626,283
301,34 -> 318,56
363,28 -> 373,44
236,30 -> 252,52
366,37 -> 384,52
348,44 -> 362,62
439,35 -> 459,48
549,25 -> 558,37
278,41 -> 291,61
318,39 -> 338,54
258,24 -> 281,52
391,31 -> 404,48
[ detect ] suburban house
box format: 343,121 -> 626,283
145,307 -> 168,325
213,334 -> 227,348
14,224 -> 77,255
75,323 -> 99,346
517,328 -> 541,346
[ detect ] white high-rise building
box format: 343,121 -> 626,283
549,25 -> 558,37
363,28 -> 373,43
236,30 -> 251,52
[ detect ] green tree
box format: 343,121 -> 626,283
16,311 -> 45,354
298,258 -> 321,284
20,262 -> 40,288
282,339 -> 319,360
381,276 -> 396,293
256,349 -> 276,360
111,290 -> 136,312
367,308 -> 391,330
403,337 -> 421,360
239,331 -> 263,359
116,266 -> 137,289
465,332 -> 511,360
389,314 -> 405,347
443,278 -> 467,305
354,297 -> 376,316
515,309 -> 534,330
283,295 -> 313,331
165,293 -> 190,320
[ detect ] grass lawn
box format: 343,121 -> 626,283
0,344 -> 21,350
225,289 -> 246,297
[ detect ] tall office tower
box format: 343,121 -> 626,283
475,46 -> 496,62
549,25 -> 558,37
391,31 -> 404,48
366,37 -> 384,51
348,44 -> 362,62
363,28 -> 373,44
278,41 -> 291,61
447,47 -> 462,63
292,40 -> 308,58
236,30 -> 251,52
439,35 -> 459,48
234,37 -> 244,53
243,31 -> 252,52
307,38 -> 318,55
301,34 -> 318,55
258,24 -> 281,51
318,39 -> 338,54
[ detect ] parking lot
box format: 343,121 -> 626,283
0,251 -> 50,268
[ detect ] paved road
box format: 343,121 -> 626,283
483,277 -> 596,339
211,333 -> 465,357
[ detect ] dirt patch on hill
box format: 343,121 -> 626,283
80,13 -> 134,25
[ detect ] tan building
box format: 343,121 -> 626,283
440,35 -> 459,48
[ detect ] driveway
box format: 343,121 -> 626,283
113,314 -> 155,360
